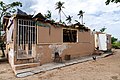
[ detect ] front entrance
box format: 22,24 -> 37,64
17,19 -> 36,59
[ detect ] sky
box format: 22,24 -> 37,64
1,0 -> 120,40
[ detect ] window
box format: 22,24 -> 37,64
63,29 -> 77,42
17,19 -> 36,58
18,19 -> 36,45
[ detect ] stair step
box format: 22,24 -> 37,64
14,63 -> 40,70
15,57 -> 34,64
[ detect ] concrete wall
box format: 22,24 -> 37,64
6,18 -> 17,68
107,34 -> 112,50
6,18 -> 95,65
35,23 -> 94,64
37,24 -> 62,44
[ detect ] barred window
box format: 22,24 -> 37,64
17,19 -> 36,58
63,29 -> 77,43
18,19 -> 36,45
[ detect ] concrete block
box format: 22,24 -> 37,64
16,71 -> 34,78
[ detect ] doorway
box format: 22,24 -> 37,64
17,19 -> 36,59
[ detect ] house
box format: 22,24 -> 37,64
3,12 -> 95,72
94,32 -> 111,51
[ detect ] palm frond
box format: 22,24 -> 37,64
66,15 -> 73,23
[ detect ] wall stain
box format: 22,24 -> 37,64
49,44 -> 70,57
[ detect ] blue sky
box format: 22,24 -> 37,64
2,0 -> 120,40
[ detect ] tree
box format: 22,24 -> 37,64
99,27 -> 107,32
111,37 -> 120,48
55,1 -> 65,23
105,0 -> 120,5
66,15 -> 73,24
44,10 -> 55,23
0,1 -> 22,29
0,1 -> 22,57
93,29 -> 96,31
111,37 -> 118,44
77,10 -> 85,25
44,10 -> 52,20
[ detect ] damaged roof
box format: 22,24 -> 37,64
16,8 -> 27,15
33,13 -> 46,21
3,9 -> 90,31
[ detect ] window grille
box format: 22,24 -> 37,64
17,19 -> 36,58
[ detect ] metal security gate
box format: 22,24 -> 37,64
17,19 -> 36,59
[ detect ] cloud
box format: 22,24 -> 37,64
2,0 -> 120,39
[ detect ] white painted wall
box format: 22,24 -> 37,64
8,49 -> 14,66
98,34 -> 107,51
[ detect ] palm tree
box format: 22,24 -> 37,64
77,10 -> 85,25
66,15 -> 73,24
55,1 -> 65,23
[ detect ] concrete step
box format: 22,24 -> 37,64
14,62 -> 40,70
15,57 -> 34,64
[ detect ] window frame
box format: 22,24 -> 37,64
62,28 -> 78,43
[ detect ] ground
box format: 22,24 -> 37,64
0,49 -> 120,80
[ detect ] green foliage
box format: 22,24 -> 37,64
93,29 -> 96,31
0,1 -> 22,18
44,10 -> 52,20
112,41 -> 120,49
111,37 -> 119,48
105,0 -> 120,5
0,1 -> 22,29
66,15 -> 73,24
51,19 -> 55,23
100,27 -> 107,32
111,37 -> 118,44
44,10 -> 55,23
0,1 -> 22,57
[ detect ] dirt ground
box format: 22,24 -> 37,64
0,49 -> 120,80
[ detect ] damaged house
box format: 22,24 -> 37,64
94,32 -> 111,51
3,10 -> 95,73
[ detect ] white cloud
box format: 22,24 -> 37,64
2,0 -> 120,39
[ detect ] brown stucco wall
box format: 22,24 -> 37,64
6,18 -> 95,65
35,44 -> 53,64
37,23 -> 62,44
36,23 -> 95,64
36,42 -> 94,65
78,31 -> 91,42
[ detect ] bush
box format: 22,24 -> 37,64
112,42 -> 120,49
